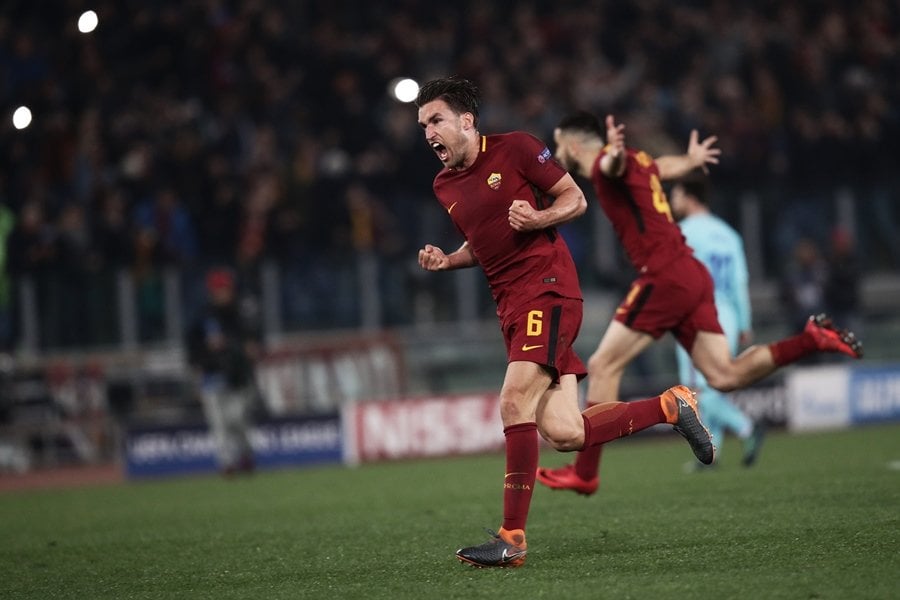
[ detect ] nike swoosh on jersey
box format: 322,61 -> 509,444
521,344 -> 544,351
447,202 -> 458,214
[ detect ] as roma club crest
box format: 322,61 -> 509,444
487,172 -> 502,190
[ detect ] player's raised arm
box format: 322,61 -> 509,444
417,242 -> 477,271
656,129 -> 721,181
599,115 -> 627,179
507,173 -> 586,232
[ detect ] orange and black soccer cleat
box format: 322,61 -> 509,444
456,528 -> 527,568
804,313 -> 863,359
661,385 -> 715,465
535,463 -> 599,496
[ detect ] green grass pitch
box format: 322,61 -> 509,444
2,424 -> 898,599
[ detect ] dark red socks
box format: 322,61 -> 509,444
502,422 -> 538,532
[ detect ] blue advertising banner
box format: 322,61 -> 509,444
848,365 -> 900,424
125,415 -> 343,478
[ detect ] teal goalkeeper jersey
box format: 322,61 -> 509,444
679,213 -> 751,334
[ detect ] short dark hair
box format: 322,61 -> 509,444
556,110 -> 604,139
676,169 -> 709,205
415,77 -> 480,127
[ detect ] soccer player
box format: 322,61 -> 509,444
414,78 -> 714,568
537,112 -> 863,495
669,173 -> 765,467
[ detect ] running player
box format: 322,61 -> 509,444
537,112 -> 862,495
415,79 -> 714,568
669,173 -> 765,467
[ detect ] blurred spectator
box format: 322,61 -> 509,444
132,185 -> 198,341
236,170 -> 279,272
824,227 -> 862,336
197,155 -> 242,267
51,203 -> 93,347
88,187 -> 134,343
6,201 -> 55,348
6,201 -> 55,278
186,267 -> 261,476
780,238 -> 829,334
133,186 -> 197,267
131,227 -> 165,343
91,187 -> 134,270
0,202 -> 14,351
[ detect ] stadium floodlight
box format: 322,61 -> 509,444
12,106 -> 32,130
390,78 -> 420,103
78,10 -> 99,33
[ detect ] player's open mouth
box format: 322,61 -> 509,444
431,141 -> 449,162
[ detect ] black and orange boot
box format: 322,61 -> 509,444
456,528 -> 527,568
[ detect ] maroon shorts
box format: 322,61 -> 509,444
502,295 -> 587,383
613,255 -> 723,352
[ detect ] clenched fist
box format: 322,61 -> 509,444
418,244 -> 450,271
508,199 -> 542,232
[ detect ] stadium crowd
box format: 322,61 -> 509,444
0,0 -> 897,350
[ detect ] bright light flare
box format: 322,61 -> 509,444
390,78 -> 420,103
12,106 -> 32,130
78,10 -> 99,33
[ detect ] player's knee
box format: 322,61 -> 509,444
539,419 -> 584,452
587,349 -> 615,378
547,433 -> 583,452
499,392 -> 529,424
703,370 -> 739,393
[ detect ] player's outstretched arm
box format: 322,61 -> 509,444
656,129 -> 721,180
599,114 -> 627,179
508,173 -> 586,232
418,242 -> 477,271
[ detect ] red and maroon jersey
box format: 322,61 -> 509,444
591,147 -> 692,273
433,132 -> 582,320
